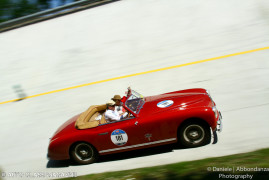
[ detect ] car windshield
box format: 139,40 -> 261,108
125,89 -> 145,114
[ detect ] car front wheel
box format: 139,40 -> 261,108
70,142 -> 98,165
179,121 -> 211,148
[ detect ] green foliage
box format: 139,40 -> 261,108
37,0 -> 50,10
0,0 -> 40,22
0,0 -> 76,23
61,148 -> 269,180
0,0 -> 12,22
11,0 -> 39,19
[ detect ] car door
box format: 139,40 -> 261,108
95,117 -> 146,155
135,113 -> 178,146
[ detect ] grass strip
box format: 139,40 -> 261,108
62,148 -> 269,180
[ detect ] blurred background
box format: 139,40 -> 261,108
0,0 -> 269,179
0,0 -> 77,23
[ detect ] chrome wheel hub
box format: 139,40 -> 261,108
183,124 -> 205,144
189,131 -> 199,138
80,150 -> 88,156
74,143 -> 93,161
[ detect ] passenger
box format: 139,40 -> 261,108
111,95 -> 126,115
105,100 -> 124,122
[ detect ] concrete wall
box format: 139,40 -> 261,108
0,0 -> 269,177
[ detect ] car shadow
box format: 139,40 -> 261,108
46,159 -> 72,168
97,143 -> 183,163
46,143 -> 186,168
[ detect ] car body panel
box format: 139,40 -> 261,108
48,88 -> 221,160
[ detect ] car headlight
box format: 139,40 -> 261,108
212,106 -> 218,118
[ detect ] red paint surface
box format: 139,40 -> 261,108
48,88 -> 220,160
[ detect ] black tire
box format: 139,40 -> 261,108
179,121 -> 211,148
70,142 -> 98,165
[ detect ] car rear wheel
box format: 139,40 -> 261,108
70,142 -> 98,165
179,121 -> 211,148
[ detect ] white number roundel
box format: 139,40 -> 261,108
111,129 -> 128,146
157,100 -> 174,108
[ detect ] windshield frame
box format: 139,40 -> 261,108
123,89 -> 145,116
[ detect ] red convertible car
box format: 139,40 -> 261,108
47,88 -> 222,164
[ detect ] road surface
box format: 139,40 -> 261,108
0,0 -> 269,179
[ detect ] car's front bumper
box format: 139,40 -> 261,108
212,111 -> 222,144
217,111 -> 223,132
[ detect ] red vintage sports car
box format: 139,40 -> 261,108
47,88 -> 222,164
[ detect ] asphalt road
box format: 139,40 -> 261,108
0,0 -> 269,179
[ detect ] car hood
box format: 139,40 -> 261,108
140,88 -> 210,115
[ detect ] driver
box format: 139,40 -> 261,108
105,100 -> 125,122
111,95 -> 126,115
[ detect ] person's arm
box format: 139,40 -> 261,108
105,110 -> 121,121
122,106 -> 126,113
